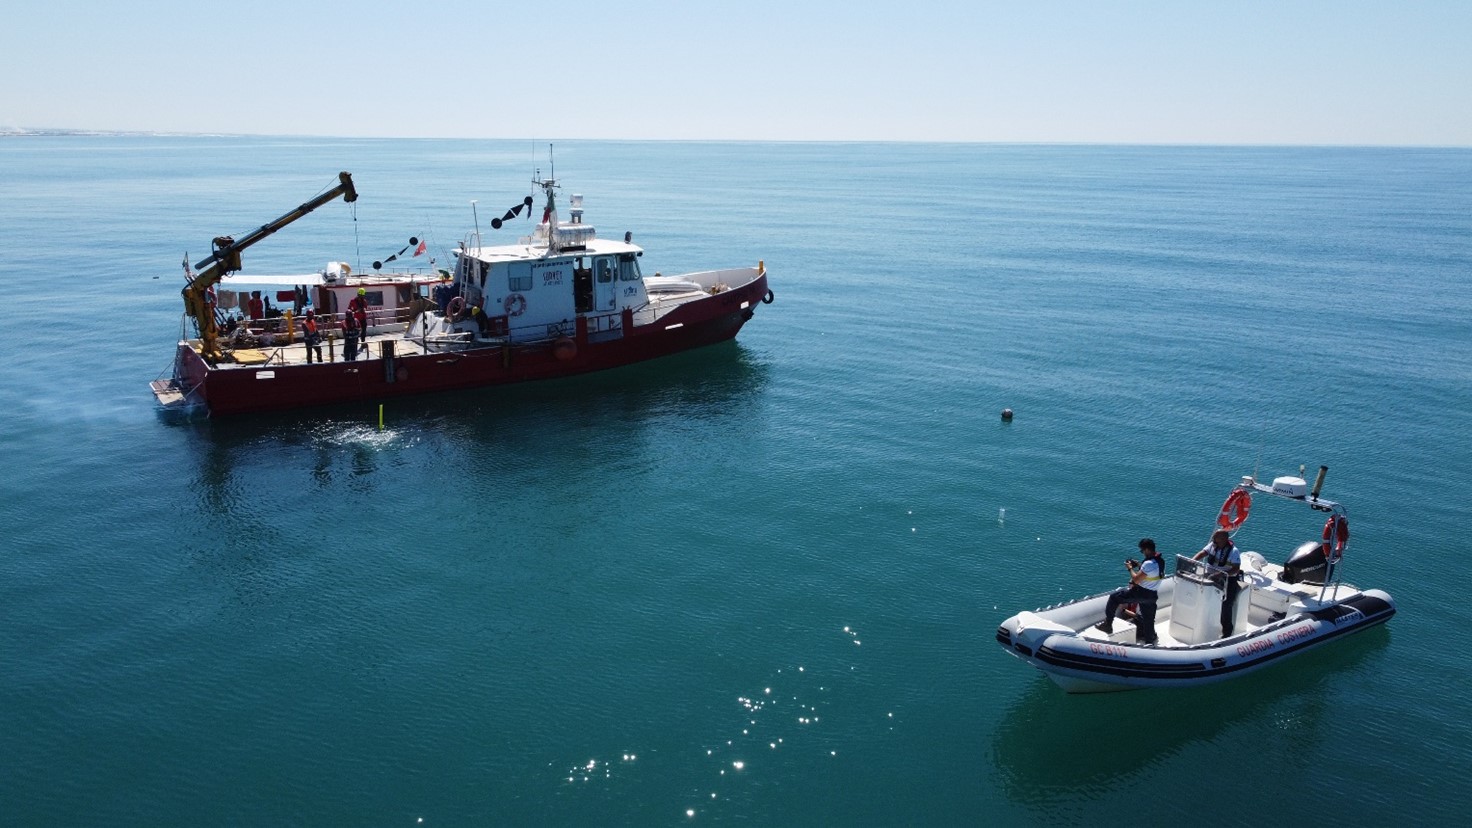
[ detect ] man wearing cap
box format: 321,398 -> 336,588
1193,529 -> 1243,638
348,288 -> 370,346
1096,538 -> 1164,644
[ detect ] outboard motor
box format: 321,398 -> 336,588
1282,540 -> 1329,585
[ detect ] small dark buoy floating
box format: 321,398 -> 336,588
1001,408 -> 1014,421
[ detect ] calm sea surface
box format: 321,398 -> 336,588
2,138 -> 1470,825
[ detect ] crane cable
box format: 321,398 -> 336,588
351,198 -> 361,276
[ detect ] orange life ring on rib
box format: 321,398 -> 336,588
1216,489 -> 1252,531
1322,515 -> 1349,562
504,293 -> 527,317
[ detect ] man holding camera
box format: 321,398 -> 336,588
1095,538 -> 1164,644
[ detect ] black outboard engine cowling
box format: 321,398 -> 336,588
1282,540 -> 1330,584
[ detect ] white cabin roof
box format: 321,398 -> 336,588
459,237 -> 643,264
220,272 -> 440,287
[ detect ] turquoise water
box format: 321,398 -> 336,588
2,138 -> 1470,825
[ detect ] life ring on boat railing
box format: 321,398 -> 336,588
762,289 -> 775,305
553,336 -> 577,361
1216,489 -> 1252,532
446,296 -> 466,320
504,292 -> 527,317
1322,515 -> 1349,562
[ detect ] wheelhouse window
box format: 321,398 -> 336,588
595,257 -> 615,283
508,266 -> 532,292
618,253 -> 641,282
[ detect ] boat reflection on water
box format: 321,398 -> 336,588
990,625 -> 1390,809
175,341 -> 769,612
184,339 -> 770,514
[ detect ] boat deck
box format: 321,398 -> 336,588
204,330 -> 503,370
195,265 -> 763,372
1080,575 -> 1362,648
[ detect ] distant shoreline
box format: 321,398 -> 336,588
1,128 -> 225,138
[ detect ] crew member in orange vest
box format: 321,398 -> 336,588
303,309 -> 323,363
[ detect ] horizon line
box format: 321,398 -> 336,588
2,127 -> 1470,151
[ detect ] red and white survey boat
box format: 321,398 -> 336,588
996,468 -> 1395,693
152,170 -> 773,417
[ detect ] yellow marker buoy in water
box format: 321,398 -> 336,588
378,403 -> 384,430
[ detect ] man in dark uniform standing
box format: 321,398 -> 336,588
1194,529 -> 1243,638
342,308 -> 359,362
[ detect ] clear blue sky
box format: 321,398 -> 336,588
3,0 -> 1469,145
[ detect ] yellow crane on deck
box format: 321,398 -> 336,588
182,171 -> 358,364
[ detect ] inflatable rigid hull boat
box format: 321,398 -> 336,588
996,469 -> 1395,693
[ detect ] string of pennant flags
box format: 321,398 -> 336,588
490,196 -> 536,229
372,236 -> 428,270
370,195 -> 536,269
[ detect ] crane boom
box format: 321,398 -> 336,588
183,171 -> 358,363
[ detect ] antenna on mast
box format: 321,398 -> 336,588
529,140 -> 537,201
470,200 -> 480,237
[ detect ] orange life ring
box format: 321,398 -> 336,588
447,296 -> 465,320
504,293 -> 527,317
1216,489 -> 1252,531
1322,515 -> 1349,561
553,336 -> 577,361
